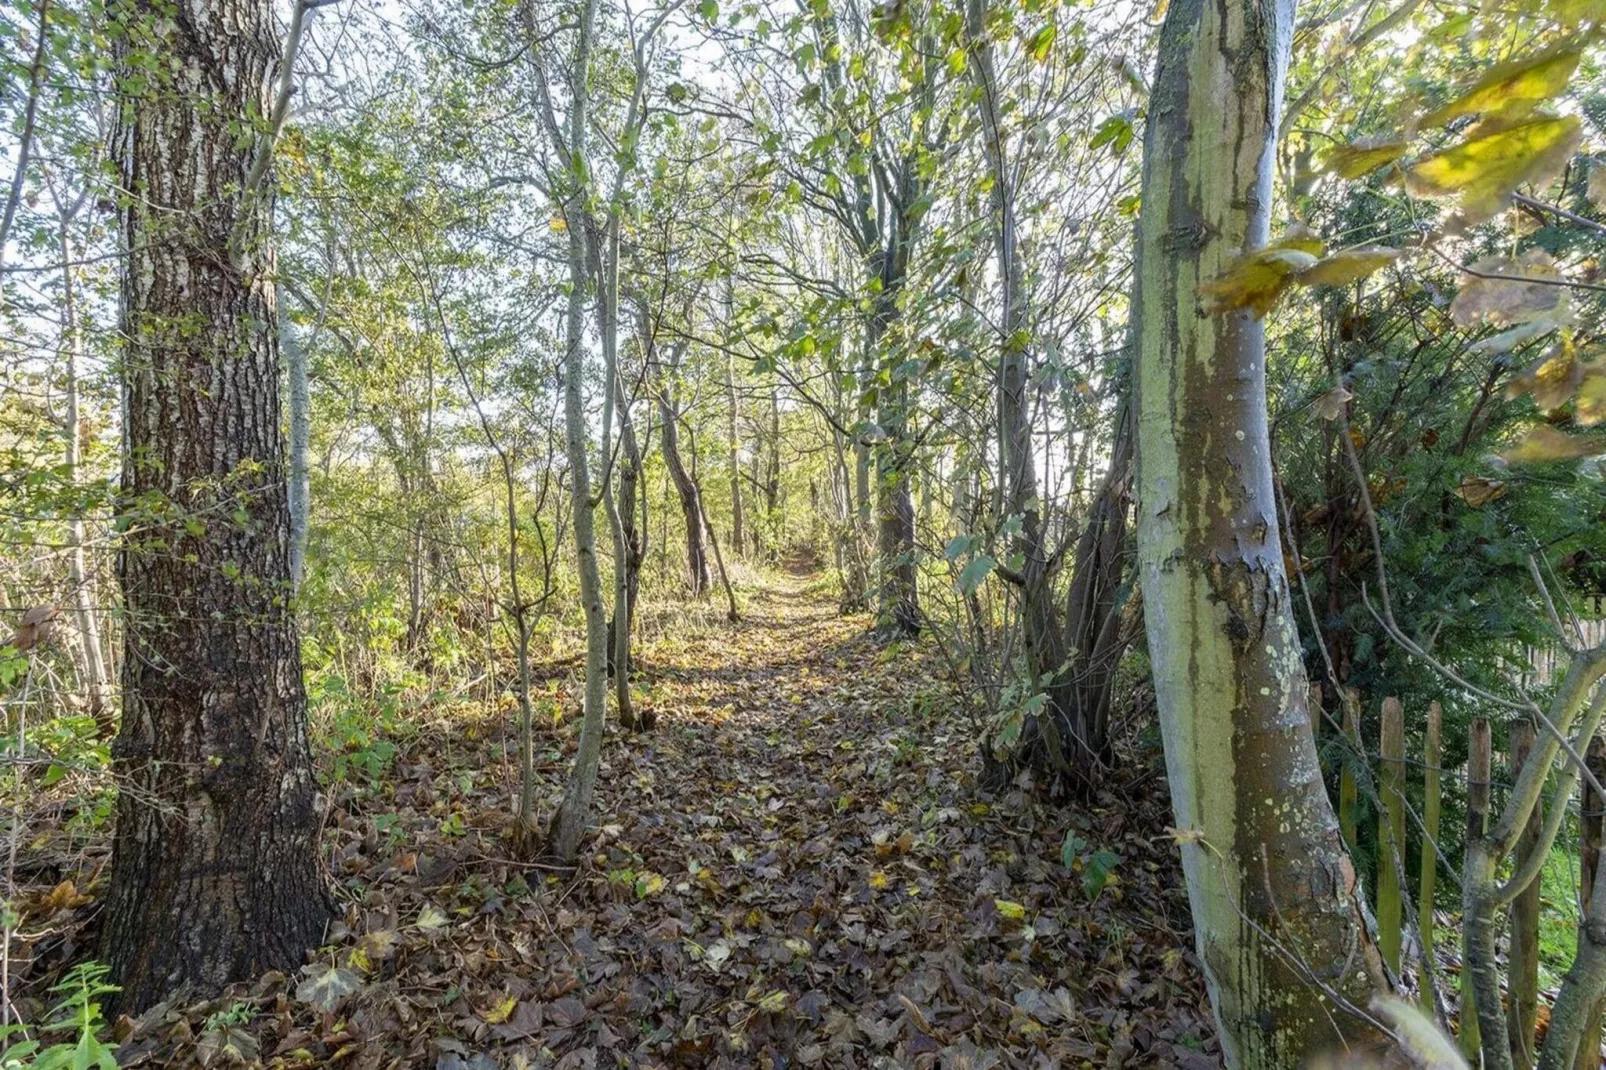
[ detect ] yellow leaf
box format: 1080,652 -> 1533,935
1453,476 -> 1507,507
1297,246 -> 1401,288
1421,46 -> 1580,127
1199,244 -> 1321,317
1576,365 -> 1606,426
1506,340 -> 1580,408
757,990 -> 789,1013
1406,114 -> 1581,224
869,870 -> 890,890
1501,424 -> 1600,464
1322,136 -> 1409,179
993,898 -> 1027,920
482,996 -> 517,1024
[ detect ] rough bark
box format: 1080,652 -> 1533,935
1509,720 -> 1542,1070
1131,0 -> 1387,1059
103,0 -> 329,1012
1574,733 -> 1606,1070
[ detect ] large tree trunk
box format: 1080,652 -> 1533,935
1131,0 -> 1386,1060
103,0 -> 328,1013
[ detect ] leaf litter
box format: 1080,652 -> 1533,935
11,573 -> 1219,1068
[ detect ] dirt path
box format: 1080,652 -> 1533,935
111,574 -> 1220,1068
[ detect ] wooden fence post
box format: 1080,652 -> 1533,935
1420,700 -> 1441,1008
1462,717 -> 1491,1058
1509,719 -> 1541,1070
1378,696 -> 1405,975
1340,687 -> 1361,855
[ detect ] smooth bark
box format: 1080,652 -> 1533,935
1131,0 -> 1387,1057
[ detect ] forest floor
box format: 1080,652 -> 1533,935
18,567 -> 1222,1069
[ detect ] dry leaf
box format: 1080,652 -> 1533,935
1453,476 -> 1507,507
1314,385 -> 1353,420
1500,424 -> 1600,464
1450,250 -> 1569,328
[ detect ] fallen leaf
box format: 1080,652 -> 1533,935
295,963 -> 361,1013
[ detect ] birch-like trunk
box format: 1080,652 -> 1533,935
1132,0 -> 1386,1058
103,0 -> 328,1012
541,0 -> 609,864
57,221 -> 110,732
283,307 -> 310,590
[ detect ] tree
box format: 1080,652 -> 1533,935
102,0 -> 329,1011
1131,0 -> 1387,1059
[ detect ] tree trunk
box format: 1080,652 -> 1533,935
658,376 -> 711,596
544,201 -> 608,863
284,307 -> 310,590
725,277 -> 745,558
868,298 -> 917,637
1131,0 -> 1387,1059
1510,719 -> 1543,1070
103,0 -> 328,1013
57,219 -> 111,734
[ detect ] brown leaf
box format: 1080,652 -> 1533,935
1450,250 -> 1569,329
1453,476 -> 1507,508
5,604 -> 58,652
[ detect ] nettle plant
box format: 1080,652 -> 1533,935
0,962 -> 119,1070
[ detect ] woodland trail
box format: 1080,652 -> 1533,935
57,571 -> 1220,1068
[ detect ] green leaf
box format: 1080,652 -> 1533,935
698,0 -> 718,20
1025,24 -> 1056,62
957,555 -> 995,594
